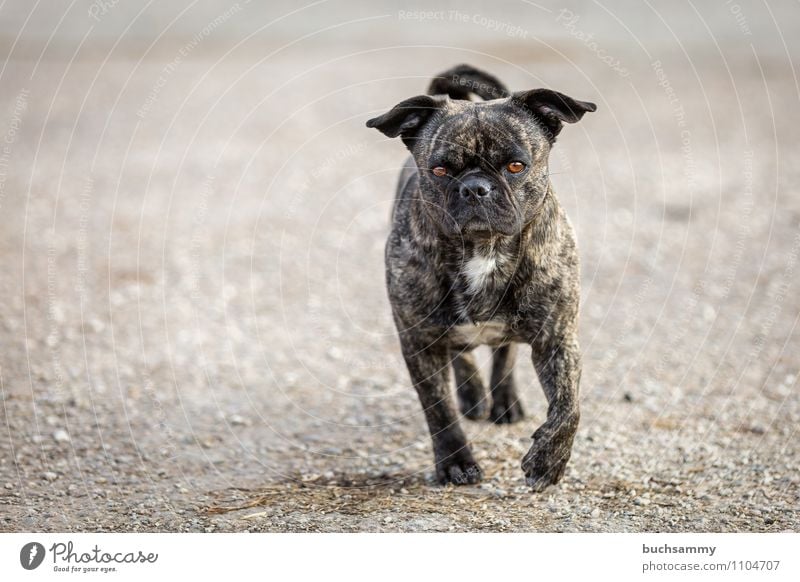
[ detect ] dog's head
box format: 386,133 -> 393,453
367,84 -> 595,239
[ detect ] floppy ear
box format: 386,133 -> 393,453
512,89 -> 596,142
366,95 -> 447,149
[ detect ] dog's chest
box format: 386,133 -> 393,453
448,245 -> 515,320
455,245 -> 512,292
461,252 -> 499,294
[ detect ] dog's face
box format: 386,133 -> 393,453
367,90 -> 595,238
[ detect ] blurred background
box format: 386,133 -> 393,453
0,0 -> 798,532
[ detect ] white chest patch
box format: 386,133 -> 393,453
462,253 -> 497,294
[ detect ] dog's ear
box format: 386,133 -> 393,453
366,95 -> 448,149
512,89 -> 596,142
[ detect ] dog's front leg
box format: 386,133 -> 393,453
522,334 -> 581,491
400,337 -> 482,485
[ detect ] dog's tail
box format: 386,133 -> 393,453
427,64 -> 510,101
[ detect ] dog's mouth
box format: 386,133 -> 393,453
461,216 -> 492,233
452,213 -> 520,238
443,183 -> 522,238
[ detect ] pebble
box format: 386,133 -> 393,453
53,429 -> 71,443
42,472 -> 58,482
242,512 -> 267,520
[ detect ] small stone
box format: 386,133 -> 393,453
53,429 -> 70,443
42,472 -> 58,482
242,511 -> 266,520
590,508 -> 601,518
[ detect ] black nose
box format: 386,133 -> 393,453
458,175 -> 495,203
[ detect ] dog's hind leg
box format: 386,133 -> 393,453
452,350 -> 490,420
490,343 -> 525,424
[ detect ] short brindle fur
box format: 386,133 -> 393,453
366,65 -> 596,491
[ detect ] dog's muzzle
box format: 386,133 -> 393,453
458,174 -> 497,205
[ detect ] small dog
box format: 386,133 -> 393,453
366,65 -> 596,491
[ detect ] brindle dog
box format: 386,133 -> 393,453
366,65 -> 596,491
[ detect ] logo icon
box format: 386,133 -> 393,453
20,542 -> 45,570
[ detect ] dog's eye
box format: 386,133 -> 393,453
431,166 -> 448,177
506,161 -> 526,174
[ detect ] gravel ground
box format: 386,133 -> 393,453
1,1 -> 799,532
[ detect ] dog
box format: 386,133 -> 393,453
366,65 -> 596,491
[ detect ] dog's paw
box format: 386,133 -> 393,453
520,438 -> 569,492
489,395 -> 525,424
436,451 -> 483,485
457,382 -> 490,421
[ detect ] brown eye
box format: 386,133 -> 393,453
506,161 -> 525,174
431,166 -> 447,177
